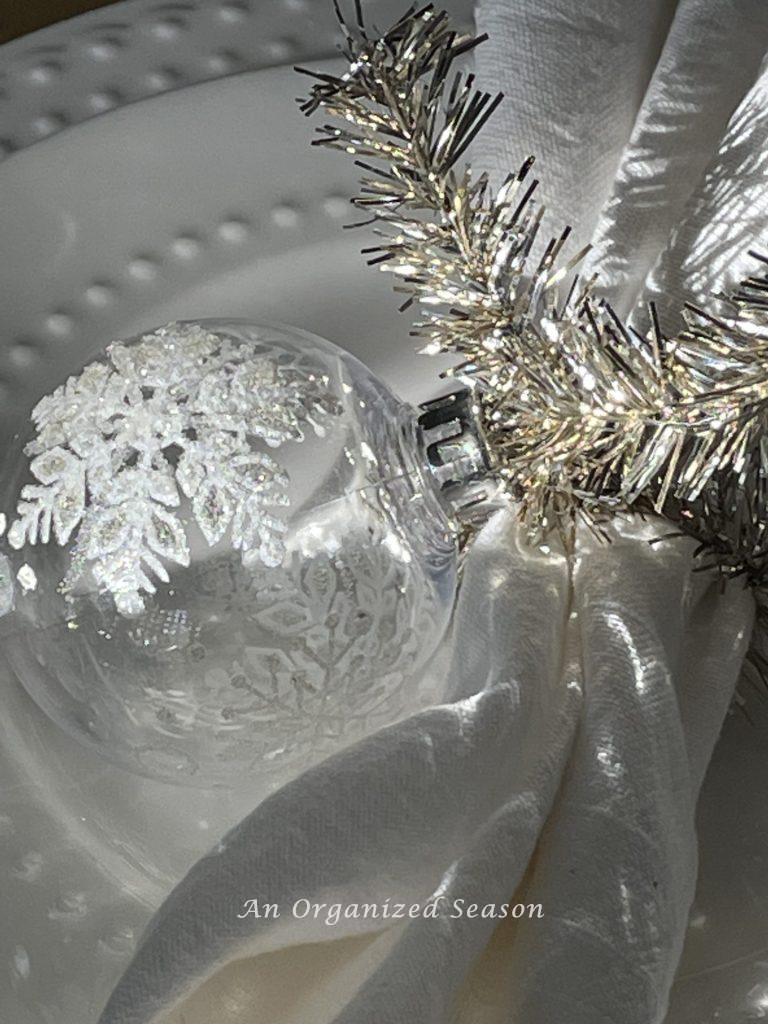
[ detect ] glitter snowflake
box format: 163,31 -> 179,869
7,323 -> 341,616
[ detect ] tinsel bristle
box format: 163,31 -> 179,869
297,2 -> 768,594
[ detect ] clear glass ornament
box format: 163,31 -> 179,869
0,321 -> 492,788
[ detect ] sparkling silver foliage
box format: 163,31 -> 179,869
7,323 -> 341,616
299,3 -> 768,589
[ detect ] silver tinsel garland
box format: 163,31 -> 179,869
299,3 -> 768,590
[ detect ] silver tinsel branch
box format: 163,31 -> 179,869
298,3 -> 768,587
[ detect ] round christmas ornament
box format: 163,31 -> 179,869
2,1 -> 767,791
0,320 -> 492,786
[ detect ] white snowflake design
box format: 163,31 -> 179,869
6,323 -> 341,616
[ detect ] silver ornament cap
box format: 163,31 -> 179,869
418,389 -> 499,521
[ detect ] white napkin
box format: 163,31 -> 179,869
97,513 -> 752,1024
475,0 -> 768,324
98,1 -> 767,1021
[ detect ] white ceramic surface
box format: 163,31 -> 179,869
0,3 -> 766,1022
0,0 -> 471,159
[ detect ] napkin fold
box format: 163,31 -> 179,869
475,0 -> 768,324
98,514 -> 753,1024
474,519 -> 752,1024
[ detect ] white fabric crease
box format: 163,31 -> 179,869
639,52 -> 768,332
474,0 -> 676,257
98,514 -> 753,1024
586,0 -> 768,318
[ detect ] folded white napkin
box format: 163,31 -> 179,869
99,1 -> 768,1020
97,513 -> 752,1024
475,0 -> 768,325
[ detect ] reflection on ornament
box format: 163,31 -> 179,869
0,321 -> 494,787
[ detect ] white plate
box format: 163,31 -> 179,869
0,4 -> 767,1023
0,0 -> 471,160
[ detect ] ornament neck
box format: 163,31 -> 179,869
418,389 -> 500,523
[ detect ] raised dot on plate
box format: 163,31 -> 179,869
84,282 -> 116,307
147,17 -> 185,40
145,68 -> 180,92
282,0 -> 308,10
88,89 -> 121,113
83,38 -> 123,61
45,313 -> 74,338
23,61 -> 63,86
31,113 -> 66,137
127,258 -> 159,282
217,219 -> 250,244
265,37 -> 296,60
170,235 -> 203,260
271,203 -> 301,228
9,341 -> 38,368
205,51 -> 238,75
218,2 -> 248,22
322,194 -> 350,218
